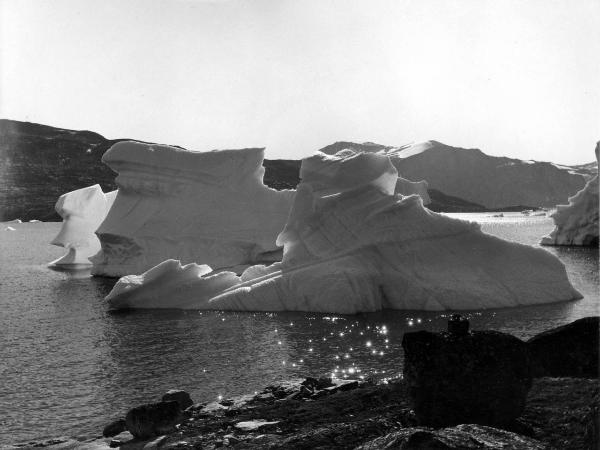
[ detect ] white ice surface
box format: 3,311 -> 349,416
541,143 -> 599,246
106,259 -> 242,309
317,146 -> 430,204
91,141 -> 295,277
106,149 -> 581,312
49,185 -> 117,267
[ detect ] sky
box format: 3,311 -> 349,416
1,0 -> 599,164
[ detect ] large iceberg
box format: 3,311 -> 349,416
91,142 -> 295,277
107,150 -> 581,312
49,184 -> 116,268
541,142 -> 599,247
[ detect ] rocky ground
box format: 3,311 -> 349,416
12,376 -> 597,450
9,318 -> 598,449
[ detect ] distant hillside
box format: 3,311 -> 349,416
0,120 -> 305,221
427,189 -> 488,213
319,140 -> 589,209
0,120 -> 119,221
0,119 -> 590,220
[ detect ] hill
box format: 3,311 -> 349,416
0,120 -> 589,220
319,140 -> 588,210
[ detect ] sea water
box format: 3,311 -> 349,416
0,214 -> 598,444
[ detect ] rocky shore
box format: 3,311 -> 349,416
8,317 -> 598,450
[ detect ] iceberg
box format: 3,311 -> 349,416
49,184 -> 117,268
91,141 -> 295,277
107,149 -> 581,312
319,145 -> 431,204
541,142 -> 599,247
106,259 -> 242,309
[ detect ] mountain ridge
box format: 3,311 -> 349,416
0,119 -> 591,220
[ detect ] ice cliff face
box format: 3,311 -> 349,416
541,143 -> 599,247
91,141 -> 295,277
49,184 -> 116,267
107,150 -> 581,312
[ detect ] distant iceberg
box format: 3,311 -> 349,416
49,184 -> 116,268
91,141 -> 295,277
107,149 -> 581,312
541,142 -> 599,247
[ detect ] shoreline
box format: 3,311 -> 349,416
7,375 -> 598,450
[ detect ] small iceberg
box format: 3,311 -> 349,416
49,184 -> 116,269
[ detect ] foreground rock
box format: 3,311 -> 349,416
112,378 -> 597,449
356,424 -> 545,449
541,142 -> 599,247
102,418 -> 126,438
162,390 -> 194,411
124,401 -> 185,439
528,316 -> 599,378
402,318 -> 532,427
10,377 -> 598,449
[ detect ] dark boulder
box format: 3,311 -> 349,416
527,316 -> 599,378
125,400 -> 184,439
402,327 -> 532,427
102,418 -> 126,437
161,389 -> 194,410
301,376 -> 334,391
356,424 -> 545,449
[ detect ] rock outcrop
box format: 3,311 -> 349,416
124,401 -> 184,439
527,316 -> 599,378
402,320 -> 532,427
356,424 -> 545,450
161,390 -> 194,411
102,419 -> 126,438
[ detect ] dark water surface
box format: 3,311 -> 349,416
0,215 -> 598,444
